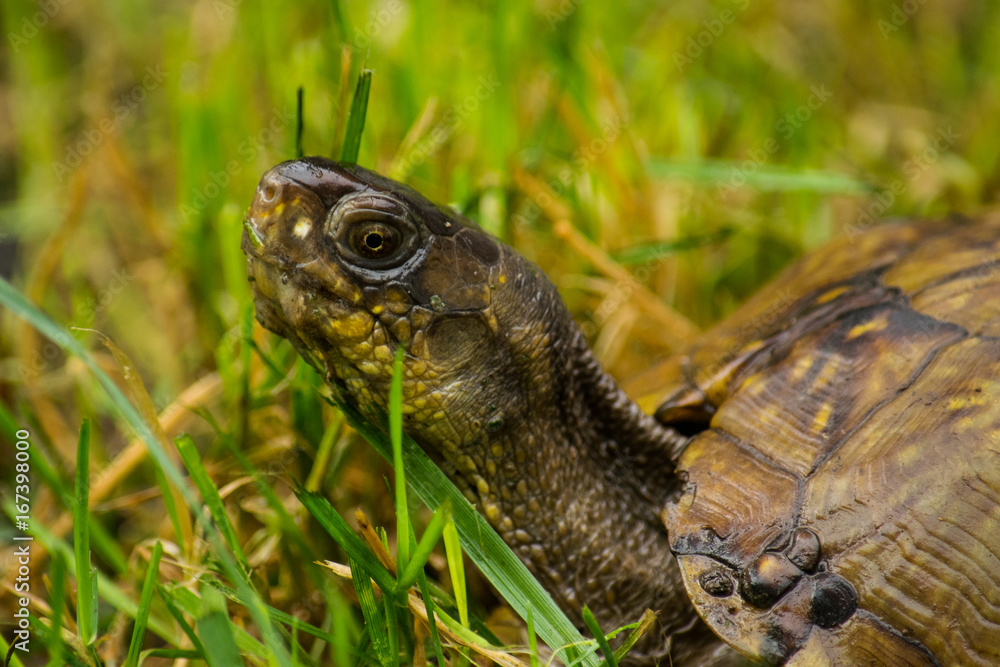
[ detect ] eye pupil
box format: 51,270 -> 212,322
331,197 -> 418,270
349,222 -> 399,259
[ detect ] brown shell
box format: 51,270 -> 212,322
634,217 -> 1000,665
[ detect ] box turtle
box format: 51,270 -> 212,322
242,157 -> 1000,666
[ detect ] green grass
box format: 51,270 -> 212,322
2,1 -> 1000,665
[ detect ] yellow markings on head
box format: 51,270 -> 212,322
815,285 -> 849,305
293,217 -> 311,238
476,477 -> 491,496
358,361 -> 381,376
373,345 -> 393,363
328,310 -> 373,342
846,313 -> 890,340
498,274 -> 507,285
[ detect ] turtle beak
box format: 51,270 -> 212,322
242,165 -> 327,262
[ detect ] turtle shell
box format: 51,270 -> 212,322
632,217 -> 1000,665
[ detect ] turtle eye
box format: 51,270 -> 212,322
349,221 -> 401,259
329,194 -> 420,271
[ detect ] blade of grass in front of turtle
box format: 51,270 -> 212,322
378,525 -> 411,663
341,68 -> 372,163
296,487 -> 397,593
610,610 -> 656,664
396,499 -> 451,592
352,557 -> 393,667
74,418 -> 98,646
125,541 -> 163,667
407,524 -> 447,667
295,86 -> 305,159
175,434 -> 251,577
0,279 -> 291,665
527,609 -> 540,667
581,607 -> 617,667
390,346 -> 411,580
443,520 -> 472,667
383,588 -> 401,667
442,521 -> 469,629
321,388 -> 596,667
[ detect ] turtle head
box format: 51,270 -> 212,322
243,157 -> 708,661
243,157 -> 554,476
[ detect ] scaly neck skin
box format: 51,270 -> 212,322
429,261 -> 711,661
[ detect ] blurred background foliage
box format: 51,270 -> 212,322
1,0 -> 999,664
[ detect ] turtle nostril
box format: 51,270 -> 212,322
261,184 -> 277,202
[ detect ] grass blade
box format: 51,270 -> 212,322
581,607 -> 617,667
340,68 -> 372,163
74,418 -> 98,645
295,488 -> 397,594
527,609 -> 539,667
413,563 -> 447,667
443,520 -> 471,667
441,521 -> 469,631
175,433 -> 250,576
44,552 -> 67,667
383,592 -> 400,667
95,331 -> 193,554
295,86 -> 305,159
125,541 -> 163,667
396,500 -> 451,592
157,584 -> 208,660
198,587 -> 246,667
611,610 -> 657,665
351,558 -> 392,667
611,228 -> 734,266
390,347 -> 410,581
322,389 -> 598,667
646,158 -> 871,194
0,279 -> 289,665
